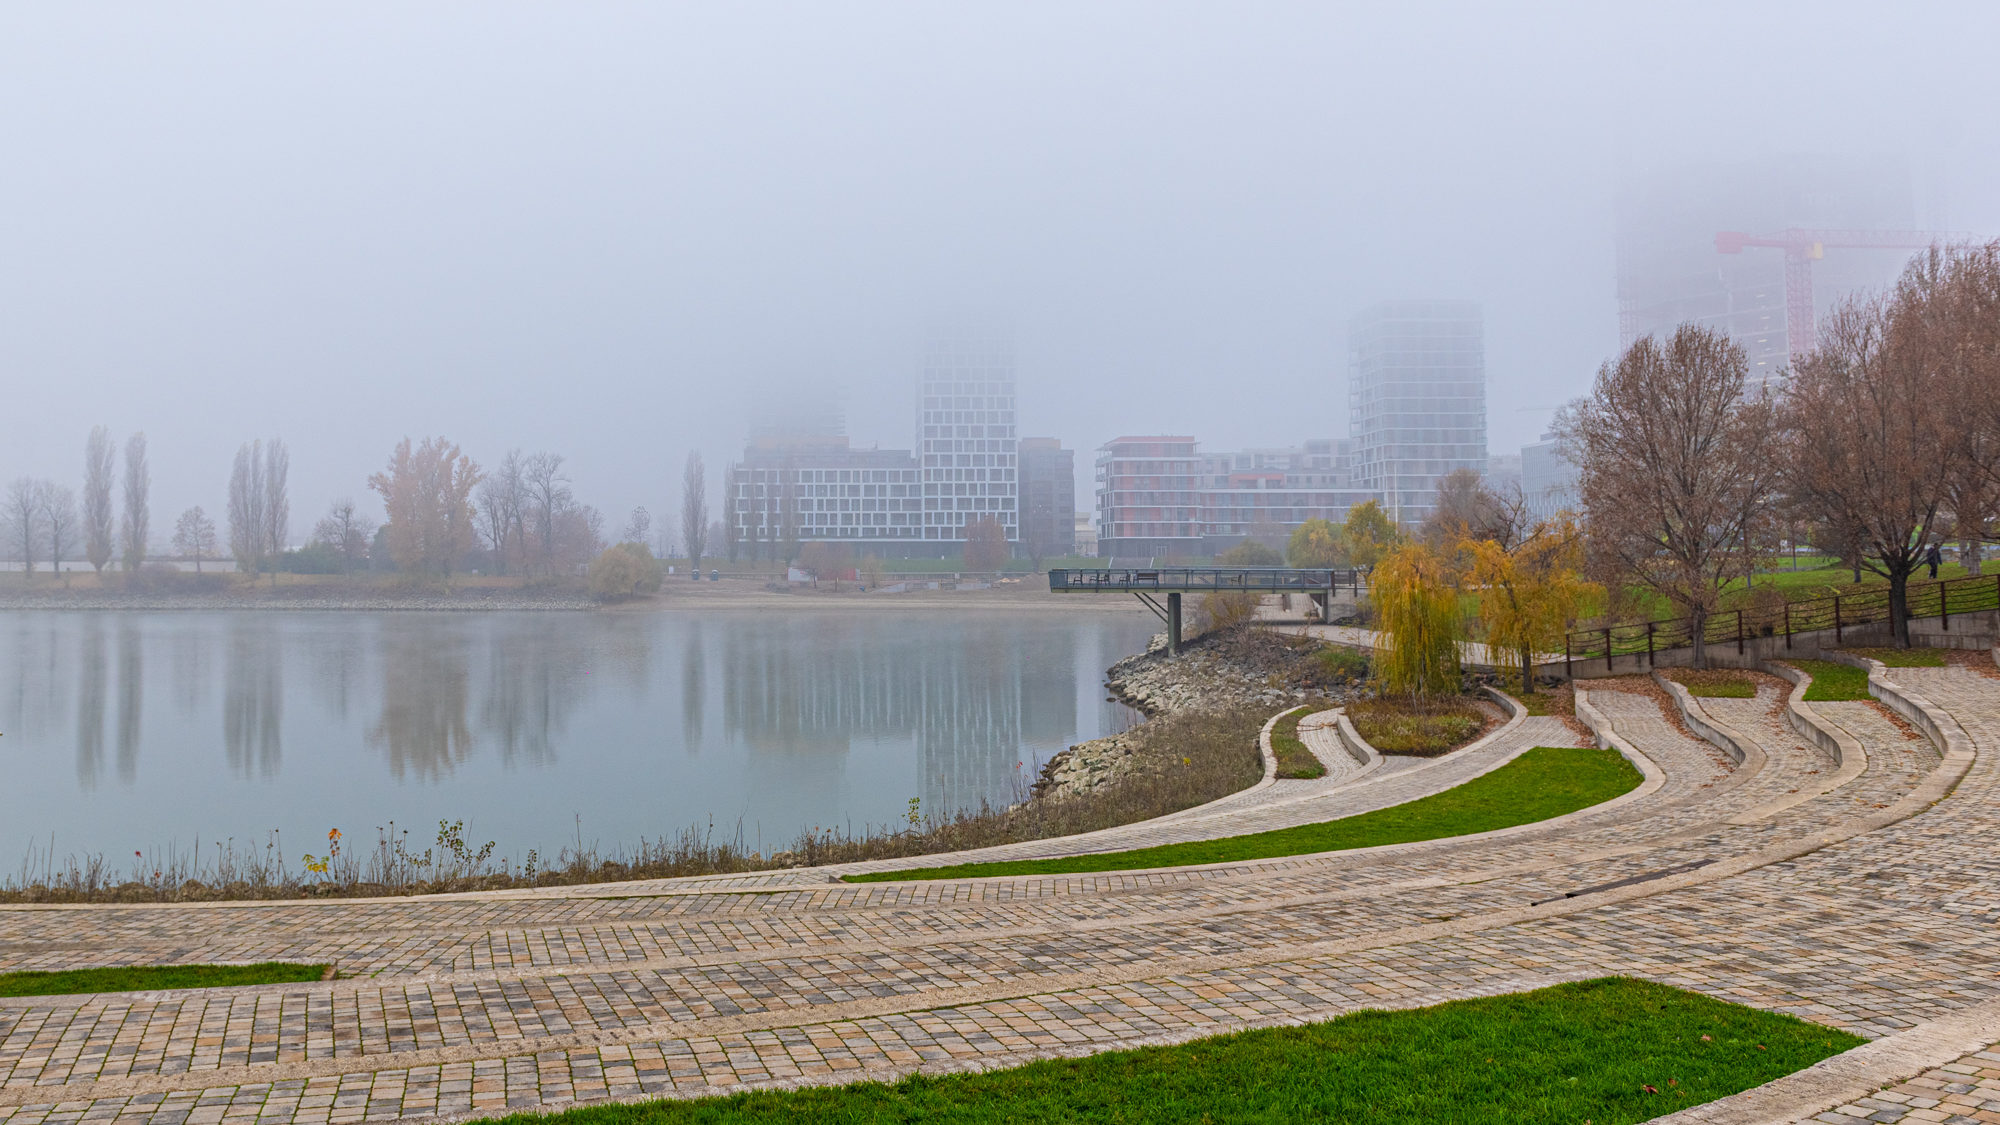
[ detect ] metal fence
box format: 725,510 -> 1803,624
1562,572 -> 2000,674
1049,567 -> 1364,594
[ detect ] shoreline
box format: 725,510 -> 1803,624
0,584 -> 1152,614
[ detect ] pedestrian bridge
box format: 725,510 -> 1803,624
1049,567 -> 1365,653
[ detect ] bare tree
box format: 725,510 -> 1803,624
522,451 -> 572,578
476,449 -> 527,575
39,481 -> 78,577
172,507 -> 219,572
1555,325 -> 1778,665
1783,252 -> 1980,645
262,438 -> 290,566
620,506 -> 652,545
681,452 -> 708,574
1421,467 -> 1527,550
120,432 -> 150,571
6,478 -> 43,575
83,426 -> 115,574
228,441 -> 268,573
312,498 -> 373,575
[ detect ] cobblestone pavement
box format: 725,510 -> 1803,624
4,662 -> 1999,1124
1806,1043 -> 2000,1122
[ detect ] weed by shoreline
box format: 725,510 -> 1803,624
1,707 -> 1268,905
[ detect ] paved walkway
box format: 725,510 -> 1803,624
5,660 -> 2000,1123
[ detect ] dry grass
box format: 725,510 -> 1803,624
1,708 -> 1268,905
1346,697 -> 1493,757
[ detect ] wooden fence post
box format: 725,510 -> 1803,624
1834,594 -> 1843,645
1646,622 -> 1655,666
1784,601 -> 1793,650
1736,610 -> 1745,656
1604,628 -> 1613,672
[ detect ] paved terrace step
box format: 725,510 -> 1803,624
1,662 -> 1995,1124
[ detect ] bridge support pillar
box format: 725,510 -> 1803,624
1167,592 -> 1182,655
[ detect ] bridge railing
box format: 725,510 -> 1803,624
1050,567 -> 1363,593
1562,571 -> 2000,674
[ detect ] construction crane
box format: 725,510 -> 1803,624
1714,228 -> 1960,361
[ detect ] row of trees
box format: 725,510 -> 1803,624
1560,241 -> 2000,657
5,428 -> 150,577
6,428 -> 722,582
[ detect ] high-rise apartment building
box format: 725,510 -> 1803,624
1520,432 -> 1580,523
1017,437 -> 1075,562
1616,155 -> 1915,392
1348,300 -> 1488,525
918,326 -> 1018,548
1096,437 -> 1203,561
725,435 -> 925,558
1096,436 -> 1375,561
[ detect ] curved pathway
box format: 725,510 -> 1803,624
3,661 -> 1999,1124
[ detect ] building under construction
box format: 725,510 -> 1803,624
1615,155 -> 1924,392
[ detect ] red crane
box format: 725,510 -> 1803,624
1714,228 -> 1959,361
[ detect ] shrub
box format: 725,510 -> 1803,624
588,542 -> 663,599
1316,646 -> 1370,683
1347,697 -> 1487,756
1218,540 -> 1284,567
1198,590 -> 1260,633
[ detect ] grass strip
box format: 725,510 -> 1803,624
1680,678 -> 1755,698
845,744 -> 1638,882
1270,706 -> 1325,779
1839,646 -> 1946,668
0,962 -> 328,997
474,977 -> 1861,1125
1786,660 -> 1874,702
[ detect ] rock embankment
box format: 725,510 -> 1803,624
1035,627 -> 1365,800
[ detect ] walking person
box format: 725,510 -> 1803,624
1925,542 -> 1943,580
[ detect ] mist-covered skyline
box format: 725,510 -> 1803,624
6,3 -> 1997,533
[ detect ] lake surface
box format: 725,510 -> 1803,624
0,610 -> 1151,863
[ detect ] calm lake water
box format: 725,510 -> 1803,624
0,610 -> 1151,863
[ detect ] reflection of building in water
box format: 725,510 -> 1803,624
367,624 -> 471,781
224,620 -> 283,778
719,617 -> 1066,816
116,621 -> 143,784
76,620 -> 107,787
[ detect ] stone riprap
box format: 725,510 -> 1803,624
7,662 -> 2000,1124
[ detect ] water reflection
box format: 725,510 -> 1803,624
0,610 -> 1151,856
479,617 -> 591,769
75,620 -> 105,787
116,621 -> 142,784
224,619 -> 283,778
368,623 -> 473,780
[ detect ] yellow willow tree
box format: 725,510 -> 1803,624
1371,541 -> 1462,702
1464,515 -> 1593,694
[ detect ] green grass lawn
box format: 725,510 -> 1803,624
1270,706 -> 1325,779
0,962 -> 328,997
1783,660 -> 1874,702
473,977 -> 1860,1125
844,745 -> 1639,882
1840,647 -> 1947,668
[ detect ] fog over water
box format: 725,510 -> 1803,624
4,4 -> 1997,522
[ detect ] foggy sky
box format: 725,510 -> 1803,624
5,3 -> 1997,533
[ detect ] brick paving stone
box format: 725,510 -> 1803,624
6,665 -> 2000,1122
